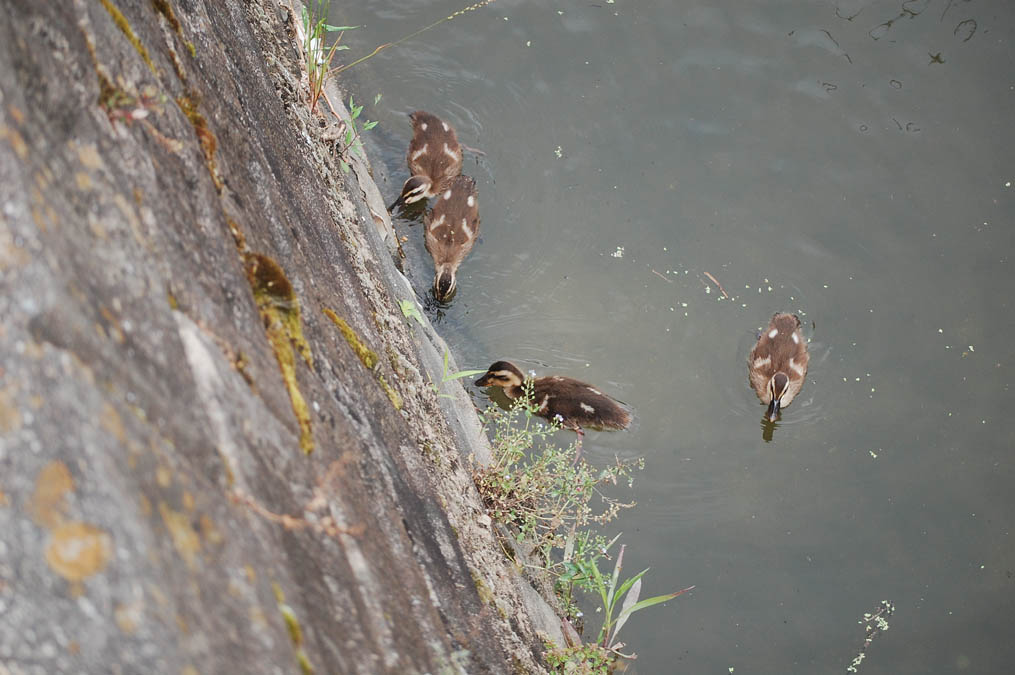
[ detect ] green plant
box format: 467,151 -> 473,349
474,386 -> 641,565
543,641 -> 613,674
300,1 -> 358,112
337,93 -> 380,173
473,388 -> 690,671
399,298 -> 423,324
587,540 -> 694,657
545,537 -> 693,671
430,350 -> 485,399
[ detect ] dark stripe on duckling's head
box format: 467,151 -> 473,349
475,361 -> 525,388
771,372 -> 789,400
389,175 -> 431,211
433,267 -> 456,302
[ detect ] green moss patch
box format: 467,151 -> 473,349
151,0 -> 182,34
245,253 -> 314,454
100,0 -> 157,75
272,583 -> 314,674
176,92 -> 223,192
323,309 -> 401,410
323,309 -> 377,369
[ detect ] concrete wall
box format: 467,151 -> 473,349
0,1 -> 559,672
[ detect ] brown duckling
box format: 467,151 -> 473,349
425,175 -> 479,302
475,361 -> 632,445
748,313 -> 809,421
388,110 -> 463,212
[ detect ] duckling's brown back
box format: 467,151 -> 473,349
424,175 -> 480,265
533,376 -> 632,431
748,313 -> 809,402
407,111 -> 463,188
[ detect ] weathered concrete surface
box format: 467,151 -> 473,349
0,0 -> 560,672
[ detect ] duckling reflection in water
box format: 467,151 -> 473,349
748,313 -> 809,422
388,110 -> 463,213
475,361 -> 632,453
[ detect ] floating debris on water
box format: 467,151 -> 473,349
611,246 -> 625,258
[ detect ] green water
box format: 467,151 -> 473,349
337,1 -> 1015,671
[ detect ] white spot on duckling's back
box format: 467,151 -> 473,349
791,332 -> 800,344
753,355 -> 771,369
537,396 -> 550,412
410,144 -> 428,161
580,403 -> 596,414
443,189 -> 452,200
442,143 -> 457,160
587,387 -> 603,396
429,213 -> 446,228
789,358 -> 806,376
460,219 -> 473,238
420,122 -> 428,131
768,328 -> 779,339
442,121 -> 449,132
466,195 -> 475,208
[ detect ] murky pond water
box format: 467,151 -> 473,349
334,0 -> 1014,671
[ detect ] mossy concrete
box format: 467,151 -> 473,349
0,0 -> 560,672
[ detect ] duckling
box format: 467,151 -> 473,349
388,111 -> 463,212
475,361 -> 632,445
425,175 -> 479,302
748,313 -> 809,422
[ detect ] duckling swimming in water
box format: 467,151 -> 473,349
424,174 -> 479,302
388,111 -> 463,212
475,361 -> 632,447
748,313 -> 809,422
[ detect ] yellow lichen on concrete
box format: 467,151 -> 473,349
76,142 -> 104,169
158,501 -> 201,567
152,0 -> 182,34
272,583 -> 314,675
99,0 -> 158,75
114,598 -> 144,634
0,386 -> 22,433
199,514 -> 222,545
176,93 -> 223,192
44,521 -> 113,583
100,401 -> 127,443
29,460 -> 75,529
323,308 -> 377,369
156,465 -> 172,488
323,309 -> 402,409
377,374 -> 403,410
244,253 -> 315,454
0,124 -> 29,159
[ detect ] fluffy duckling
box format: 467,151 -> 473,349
424,175 -> 479,302
388,111 -> 463,212
475,361 -> 632,444
748,313 -> 809,421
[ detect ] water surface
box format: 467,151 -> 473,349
336,1 -> 1015,671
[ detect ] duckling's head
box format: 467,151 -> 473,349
766,372 -> 790,421
388,175 -> 432,212
433,264 -> 457,302
475,361 -> 525,390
